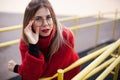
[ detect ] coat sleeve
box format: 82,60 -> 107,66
18,39 -> 45,80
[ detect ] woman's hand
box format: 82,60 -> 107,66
24,20 -> 39,44
8,60 -> 17,72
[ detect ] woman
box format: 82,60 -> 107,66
8,0 -> 80,80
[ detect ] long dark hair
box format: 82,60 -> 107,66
22,0 -> 65,56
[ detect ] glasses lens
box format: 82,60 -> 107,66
34,16 -> 52,26
34,17 -> 42,26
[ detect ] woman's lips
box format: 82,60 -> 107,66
41,29 -> 50,33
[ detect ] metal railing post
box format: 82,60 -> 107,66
112,9 -> 118,40
113,44 -> 120,80
95,11 -> 101,47
57,69 -> 64,80
72,17 -> 79,35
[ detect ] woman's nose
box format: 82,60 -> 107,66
42,19 -> 48,26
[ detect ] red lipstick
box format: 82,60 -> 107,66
41,29 -> 49,33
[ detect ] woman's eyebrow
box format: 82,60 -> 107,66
36,14 -> 51,17
35,16 -> 42,18
47,14 -> 51,16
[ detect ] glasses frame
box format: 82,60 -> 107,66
32,16 -> 53,26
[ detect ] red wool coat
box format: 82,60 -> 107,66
18,27 -> 80,80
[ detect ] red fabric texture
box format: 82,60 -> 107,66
18,27 -> 80,80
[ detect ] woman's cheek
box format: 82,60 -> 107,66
33,22 -> 39,31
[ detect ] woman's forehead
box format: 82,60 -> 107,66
34,7 -> 51,17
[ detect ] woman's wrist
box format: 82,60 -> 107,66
13,64 -> 19,73
29,43 -> 39,58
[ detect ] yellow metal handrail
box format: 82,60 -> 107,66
38,43 -> 113,80
72,39 -> 120,80
70,18 -> 120,30
0,10 -> 120,80
0,11 -> 120,33
96,56 -> 120,80
0,11 -> 119,32
57,69 -> 64,80
39,39 -> 120,80
0,25 -> 22,32
0,10 -> 120,48
0,39 -> 20,48
84,57 -> 116,79
0,18 -> 120,48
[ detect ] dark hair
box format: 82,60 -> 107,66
22,0 -> 57,44
22,0 -> 68,57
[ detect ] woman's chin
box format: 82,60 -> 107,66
39,33 -> 50,38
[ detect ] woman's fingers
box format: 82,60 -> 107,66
24,20 -> 39,44
8,60 -> 16,72
24,20 -> 34,34
28,20 -> 34,28
35,25 -> 39,35
30,20 -> 39,34
27,20 -> 34,30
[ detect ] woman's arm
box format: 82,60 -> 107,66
8,38 -> 46,80
17,39 -> 45,80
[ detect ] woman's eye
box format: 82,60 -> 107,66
46,15 -> 52,20
35,17 -> 42,21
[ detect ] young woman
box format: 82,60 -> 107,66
8,0 -> 80,80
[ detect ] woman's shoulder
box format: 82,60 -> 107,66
62,26 -> 74,38
62,26 -> 74,48
20,38 -> 25,45
19,38 -> 28,49
62,26 -> 74,40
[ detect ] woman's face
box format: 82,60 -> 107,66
33,7 -> 54,37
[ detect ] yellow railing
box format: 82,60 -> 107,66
0,25 -> 22,32
0,10 -> 120,80
0,10 -> 120,48
38,39 -> 120,80
72,39 -> 120,80
0,39 -> 20,48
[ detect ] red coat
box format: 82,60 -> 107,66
18,27 -> 80,80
